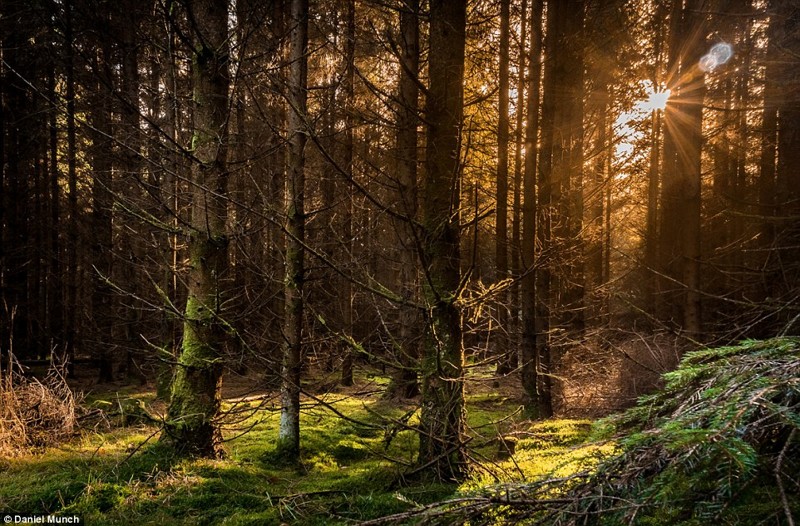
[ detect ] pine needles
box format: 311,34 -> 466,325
368,338 -> 800,525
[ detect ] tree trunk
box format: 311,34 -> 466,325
521,0 -> 543,411
65,0 -> 79,370
116,0 -> 146,384
387,0 -> 421,399
46,49 -> 64,363
549,0 -> 585,336
510,0 -> 528,380
586,0 -> 616,327
339,0 -> 356,387
163,0 -> 231,458
659,0 -> 706,339
417,0 -> 467,482
757,1 -> 779,317
773,0 -> 800,334
494,0 -> 513,376
89,12 -> 116,382
277,0 -> 308,462
644,1 -> 667,318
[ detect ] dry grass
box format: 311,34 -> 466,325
1,357 -> 80,457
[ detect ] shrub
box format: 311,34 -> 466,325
370,338 -> 800,525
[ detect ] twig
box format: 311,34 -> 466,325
776,428 -> 797,526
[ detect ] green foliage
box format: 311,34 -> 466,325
403,338 -> 800,525
585,338 -> 800,525
0,373 -> 599,525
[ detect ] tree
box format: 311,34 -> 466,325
658,0 -> 706,338
417,0 -> 468,481
528,0 -> 586,417
162,0 -> 231,457
387,0 -> 422,399
277,0 -> 309,461
521,0 -> 543,411
495,0 -> 513,375
771,0 -> 800,335
339,0 -> 356,387
87,1 -> 115,382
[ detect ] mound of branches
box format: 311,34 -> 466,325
1,360 -> 79,456
366,338 -> 800,525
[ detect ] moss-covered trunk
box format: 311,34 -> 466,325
417,0 -> 467,482
162,0 -> 230,458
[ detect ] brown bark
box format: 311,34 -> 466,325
495,0 -> 513,375
387,0 -> 421,400
277,0 -> 308,462
163,0 -> 231,458
659,0 -> 706,338
418,0 -> 467,482
521,0 -> 543,411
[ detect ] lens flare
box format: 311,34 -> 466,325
699,42 -> 733,72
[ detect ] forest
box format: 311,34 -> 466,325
1,0 -> 799,524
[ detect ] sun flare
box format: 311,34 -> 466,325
642,88 -> 671,111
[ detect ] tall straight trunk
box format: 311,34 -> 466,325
277,0 -> 308,461
731,14 -> 751,275
319,47 -> 336,373
536,0 -> 559,415
418,0 -> 467,482
645,108 -> 662,313
585,0 -> 618,326
659,0 -> 705,338
494,0 -> 512,375
644,1 -> 666,317
32,121 -> 45,358
163,0 -> 231,458
155,18 -> 184,399
65,0 -> 78,369
551,0 -> 585,334
757,1 -> 779,309
0,21 -> 5,357
657,0 -> 682,324
773,1 -> 800,333
510,0 -> 528,373
90,19 -> 116,382
117,0 -> 145,383
387,0 -> 421,399
46,54 -> 63,358
587,67 -> 610,325
340,0 -> 355,387
521,0 -> 543,411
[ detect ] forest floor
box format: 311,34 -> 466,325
0,364 -> 611,525
3,339 -> 799,524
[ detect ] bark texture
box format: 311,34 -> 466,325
163,0 -> 231,458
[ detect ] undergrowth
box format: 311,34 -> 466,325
0,362 -> 78,456
11,338 -> 793,525
377,337 -> 800,525
0,373 -> 593,525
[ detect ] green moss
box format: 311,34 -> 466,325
1,367 -> 604,524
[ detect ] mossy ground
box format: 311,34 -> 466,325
0,367 -> 601,525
